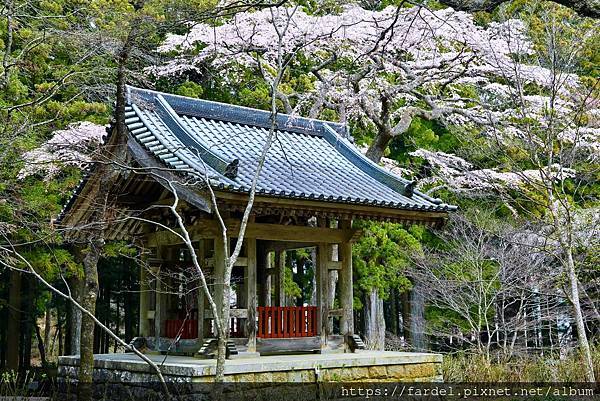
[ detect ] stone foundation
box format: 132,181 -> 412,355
58,351 -> 442,400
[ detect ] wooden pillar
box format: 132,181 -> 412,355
317,242 -> 330,349
139,264 -> 150,337
153,269 -> 162,351
310,248 -> 317,305
213,235 -> 226,334
257,245 -> 265,307
275,250 -> 286,307
154,247 -> 165,351
328,245 -> 338,334
197,240 -> 206,343
339,221 -> 354,347
257,245 -> 271,307
263,250 -> 272,307
245,238 -> 257,352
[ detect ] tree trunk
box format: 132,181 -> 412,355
216,279 -> 232,379
44,294 -> 52,353
409,285 -> 427,351
565,247 -> 595,382
310,247 -> 317,306
212,335 -> 227,400
0,300 -> 6,368
22,276 -> 34,369
35,323 -> 48,369
401,291 -> 411,344
365,130 -> 391,163
124,284 -> 134,342
58,311 -> 64,357
70,277 -> 83,355
7,269 -> 21,371
389,289 -> 399,335
115,291 -> 120,352
364,288 -> 385,350
215,335 -> 227,379
78,241 -> 101,401
72,24 -> 133,398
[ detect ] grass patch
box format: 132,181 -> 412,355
442,345 -> 600,382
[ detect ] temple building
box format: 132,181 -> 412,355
58,86 -> 456,359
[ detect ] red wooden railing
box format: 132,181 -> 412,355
165,319 -> 198,339
166,317 -> 245,339
166,307 -> 317,339
257,306 -> 317,338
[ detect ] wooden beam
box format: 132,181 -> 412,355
214,191 -> 449,223
329,308 -> 344,317
203,308 -> 247,319
146,230 -> 182,247
146,220 -> 358,247
241,223 -> 356,243
230,308 -> 248,319
205,256 -> 248,268
261,241 -> 315,253
225,220 -> 358,243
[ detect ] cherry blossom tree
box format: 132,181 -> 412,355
153,4 -> 582,163
19,122 -> 107,180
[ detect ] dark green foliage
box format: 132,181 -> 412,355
352,221 -> 423,307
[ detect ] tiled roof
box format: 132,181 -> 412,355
124,86 -> 456,213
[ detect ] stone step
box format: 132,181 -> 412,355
197,338 -> 238,358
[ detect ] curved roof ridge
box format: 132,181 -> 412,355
154,95 -> 238,179
321,124 -> 415,197
127,85 -> 348,137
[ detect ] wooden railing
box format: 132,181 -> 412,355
257,306 -> 317,338
165,307 -> 317,339
165,319 -> 198,339
166,317 -> 245,339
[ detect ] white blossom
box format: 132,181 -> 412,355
19,122 -> 106,180
410,149 -> 576,193
152,5 -> 584,139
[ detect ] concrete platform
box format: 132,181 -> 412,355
58,351 -> 443,382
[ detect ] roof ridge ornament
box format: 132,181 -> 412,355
402,181 -> 415,198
